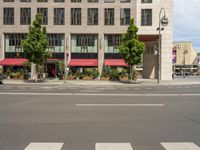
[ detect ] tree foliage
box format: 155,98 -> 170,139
119,18 -> 145,81
21,13 -> 50,65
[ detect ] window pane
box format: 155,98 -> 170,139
71,8 -> 82,25
88,8 -> 98,25
3,8 -> 14,25
20,8 -> 31,25
120,8 -> 130,25
71,34 -> 98,53
141,0 -> 152,3
37,8 -> 48,25
104,8 -> 114,25
54,8 -> 65,25
141,9 -> 152,26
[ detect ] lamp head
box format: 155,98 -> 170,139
161,15 -> 169,27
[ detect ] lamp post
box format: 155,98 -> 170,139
64,38 -> 68,81
183,45 -> 188,78
157,8 -> 169,84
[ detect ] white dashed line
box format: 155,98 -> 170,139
76,104 -> 165,107
96,143 -> 133,150
161,142 -> 200,150
24,143 -> 64,150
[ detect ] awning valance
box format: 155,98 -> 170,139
0,58 -> 28,66
104,59 -> 128,67
68,59 -> 98,67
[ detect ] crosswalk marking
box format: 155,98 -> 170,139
24,143 -> 64,150
95,143 -> 133,150
161,142 -> 200,150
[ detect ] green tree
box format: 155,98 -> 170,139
21,13 -> 50,82
119,18 -> 145,82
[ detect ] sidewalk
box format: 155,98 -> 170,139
2,76 -> 200,86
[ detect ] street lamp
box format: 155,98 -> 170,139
157,8 -> 169,84
64,38 -> 68,81
183,45 -> 188,78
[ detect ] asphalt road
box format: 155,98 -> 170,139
0,84 -> 200,150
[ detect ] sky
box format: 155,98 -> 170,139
174,0 -> 200,52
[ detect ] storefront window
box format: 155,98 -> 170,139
71,34 -> 98,53
48,34 -> 65,52
104,34 -> 121,53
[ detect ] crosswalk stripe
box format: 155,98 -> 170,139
95,143 -> 133,150
161,142 -> 200,150
24,143 -> 64,150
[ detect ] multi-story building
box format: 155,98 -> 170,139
0,0 -> 173,80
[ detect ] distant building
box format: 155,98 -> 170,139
173,42 -> 199,76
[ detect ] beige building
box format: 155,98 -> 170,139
0,0 -> 173,80
173,42 -> 199,75
173,42 -> 197,65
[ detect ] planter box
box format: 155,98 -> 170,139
66,76 -> 75,80
82,76 -> 93,80
119,76 -> 129,81
101,77 -> 110,80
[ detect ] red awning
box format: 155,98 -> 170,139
0,58 -> 28,66
68,59 -> 98,67
104,59 -> 128,67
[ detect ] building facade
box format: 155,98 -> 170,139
173,42 -> 199,76
0,0 -> 173,80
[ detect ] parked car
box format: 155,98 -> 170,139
0,73 -> 3,84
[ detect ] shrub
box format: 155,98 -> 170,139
110,68 -> 119,80
101,67 -> 111,78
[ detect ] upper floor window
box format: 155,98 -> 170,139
120,0 -> 130,2
20,8 -> 31,25
141,0 -> 152,3
3,0 -> 14,2
141,9 -> 152,26
54,0 -> 64,2
71,0 -> 81,2
37,8 -> 48,25
104,8 -> 114,25
37,0 -> 48,2
104,0 -> 114,2
71,8 -> 82,25
88,0 -> 98,2
120,8 -> 130,25
88,8 -> 98,25
3,8 -> 14,25
20,0 -> 31,2
54,8 -> 65,25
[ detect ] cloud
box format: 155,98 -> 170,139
174,0 -> 200,52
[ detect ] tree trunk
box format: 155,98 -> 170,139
31,63 -> 36,81
133,65 -> 137,81
129,65 -> 137,83
35,64 -> 38,83
30,63 -> 38,82
129,65 -> 133,83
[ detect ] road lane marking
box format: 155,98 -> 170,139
76,104 -> 164,107
24,143 -> 64,150
161,142 -> 200,150
96,143 -> 133,150
0,92 -> 200,96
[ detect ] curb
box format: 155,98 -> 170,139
2,79 -> 200,87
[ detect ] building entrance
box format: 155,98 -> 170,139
47,63 -> 56,78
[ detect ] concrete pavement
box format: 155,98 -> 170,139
2,76 -> 200,86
